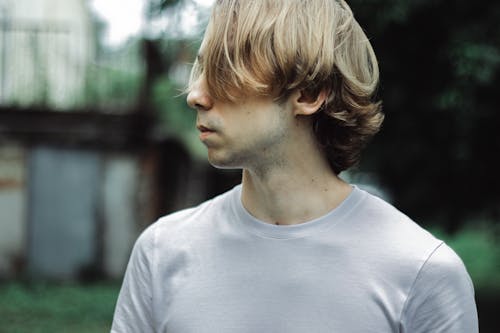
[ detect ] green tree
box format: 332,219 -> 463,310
351,0 -> 500,231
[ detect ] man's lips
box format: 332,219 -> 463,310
197,124 -> 216,140
197,124 -> 214,132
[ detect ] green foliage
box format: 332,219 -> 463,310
152,76 -> 206,158
83,65 -> 143,111
451,42 -> 500,85
142,35 -> 207,157
350,0 -> 500,230
0,282 -> 120,332
153,78 -> 194,132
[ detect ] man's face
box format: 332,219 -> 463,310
187,76 -> 295,170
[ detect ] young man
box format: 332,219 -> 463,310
112,0 -> 478,332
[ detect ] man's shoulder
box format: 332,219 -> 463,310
349,189 -> 470,295
358,188 -> 436,235
352,188 -> 443,261
144,185 -> 239,239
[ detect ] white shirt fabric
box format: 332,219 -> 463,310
111,185 -> 478,333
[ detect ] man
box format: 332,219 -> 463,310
112,0 -> 478,332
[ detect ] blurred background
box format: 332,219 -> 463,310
0,0 -> 498,331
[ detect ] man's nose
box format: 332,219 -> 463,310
187,77 -> 213,111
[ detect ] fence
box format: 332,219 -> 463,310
0,11 -> 142,111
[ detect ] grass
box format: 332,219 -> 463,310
0,282 -> 120,333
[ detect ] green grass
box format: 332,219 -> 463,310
0,282 -> 121,333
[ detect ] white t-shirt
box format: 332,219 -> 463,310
111,185 -> 478,332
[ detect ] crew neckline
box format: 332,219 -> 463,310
229,184 -> 366,239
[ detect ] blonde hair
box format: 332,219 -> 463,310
190,0 -> 384,173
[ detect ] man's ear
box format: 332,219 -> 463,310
291,89 -> 329,116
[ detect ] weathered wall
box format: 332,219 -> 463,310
0,141 -> 152,280
27,145 -> 101,279
0,142 -> 26,278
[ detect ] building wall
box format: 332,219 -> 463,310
27,145 -> 102,279
0,141 -> 153,280
102,154 -> 139,278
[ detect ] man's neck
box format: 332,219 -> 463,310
240,159 -> 352,226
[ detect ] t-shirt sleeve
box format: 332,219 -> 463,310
111,226 -> 156,333
400,242 -> 479,333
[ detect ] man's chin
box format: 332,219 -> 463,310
207,152 -> 243,170
208,160 -> 241,170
